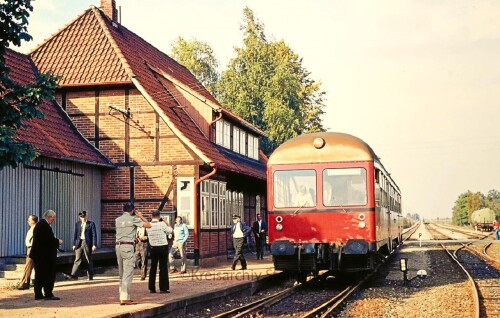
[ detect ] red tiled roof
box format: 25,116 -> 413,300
30,6 -> 266,179
30,10 -> 130,86
5,49 -> 113,167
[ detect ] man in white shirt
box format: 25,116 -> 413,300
18,215 -> 38,290
147,210 -> 172,293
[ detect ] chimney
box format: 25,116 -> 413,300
101,0 -> 118,22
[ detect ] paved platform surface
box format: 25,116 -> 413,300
0,258 -> 276,318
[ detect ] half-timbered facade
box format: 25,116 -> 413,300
30,0 -> 267,265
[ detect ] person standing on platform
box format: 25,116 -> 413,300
494,220 -> 500,240
169,216 -> 189,274
115,202 -> 151,305
64,210 -> 97,280
135,226 -> 148,280
252,213 -> 268,260
147,210 -> 172,293
231,214 -> 251,270
29,210 -> 62,300
17,215 -> 38,290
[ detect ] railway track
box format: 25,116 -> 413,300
213,243 -> 402,318
428,224 -> 500,317
212,275 -> 366,318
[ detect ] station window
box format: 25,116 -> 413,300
273,170 -> 316,208
256,195 -> 260,217
322,168 -> 367,206
248,135 -> 259,160
200,179 -> 227,228
239,131 -> 247,156
215,119 -> 231,149
233,127 -> 240,153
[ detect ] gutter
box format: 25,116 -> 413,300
193,163 -> 217,265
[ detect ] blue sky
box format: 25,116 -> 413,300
19,0 -> 500,219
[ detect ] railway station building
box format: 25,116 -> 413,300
28,0 -> 267,265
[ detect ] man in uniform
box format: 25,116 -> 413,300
64,210 -> 97,280
231,214 -> 250,270
252,213 -> 268,260
115,202 -> 151,305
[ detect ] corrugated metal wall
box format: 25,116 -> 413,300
0,157 -> 102,257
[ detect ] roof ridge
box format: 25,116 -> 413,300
90,6 -> 135,78
28,7 -> 93,56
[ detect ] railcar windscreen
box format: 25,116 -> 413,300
323,168 -> 367,206
273,170 -> 316,208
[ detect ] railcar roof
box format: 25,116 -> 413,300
268,132 -> 377,165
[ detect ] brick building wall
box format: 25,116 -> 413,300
61,86 -> 198,246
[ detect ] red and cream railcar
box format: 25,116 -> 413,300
267,132 -> 402,276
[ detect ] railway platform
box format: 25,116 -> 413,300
0,257 -> 277,318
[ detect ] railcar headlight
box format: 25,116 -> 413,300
276,216 -> 283,223
358,213 -> 366,221
276,224 -> 283,231
358,221 -> 366,228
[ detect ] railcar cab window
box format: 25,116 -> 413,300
322,168 -> 367,206
273,170 -> 316,208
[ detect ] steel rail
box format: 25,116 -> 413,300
440,243 -> 480,318
212,274 -> 319,318
300,278 -> 365,318
425,224 -> 480,318
211,287 -> 295,318
300,252 -> 388,318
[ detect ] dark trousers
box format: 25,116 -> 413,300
33,257 -> 56,298
71,240 -> 93,277
255,234 -> 266,259
148,245 -> 169,292
135,241 -> 148,278
232,237 -> 247,269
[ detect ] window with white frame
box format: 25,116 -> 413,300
248,135 -> 259,160
233,127 -> 240,153
215,119 -> 231,149
223,121 -> 231,148
239,131 -> 246,156
214,119 -> 260,161
256,195 -> 260,217
200,181 -> 210,227
200,179 -> 227,228
215,120 -> 223,145
238,192 -> 244,221
226,190 -> 232,226
210,180 -> 219,227
219,182 -> 226,227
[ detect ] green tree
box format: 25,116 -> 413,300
0,0 -> 58,170
486,189 -> 500,219
452,191 -> 472,226
170,36 -> 219,96
216,7 -> 325,154
466,192 -> 486,222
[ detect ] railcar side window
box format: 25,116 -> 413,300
273,170 -> 316,208
322,168 -> 367,206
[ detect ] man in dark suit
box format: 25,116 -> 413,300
64,210 -> 97,280
29,209 -> 62,300
252,213 -> 268,260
